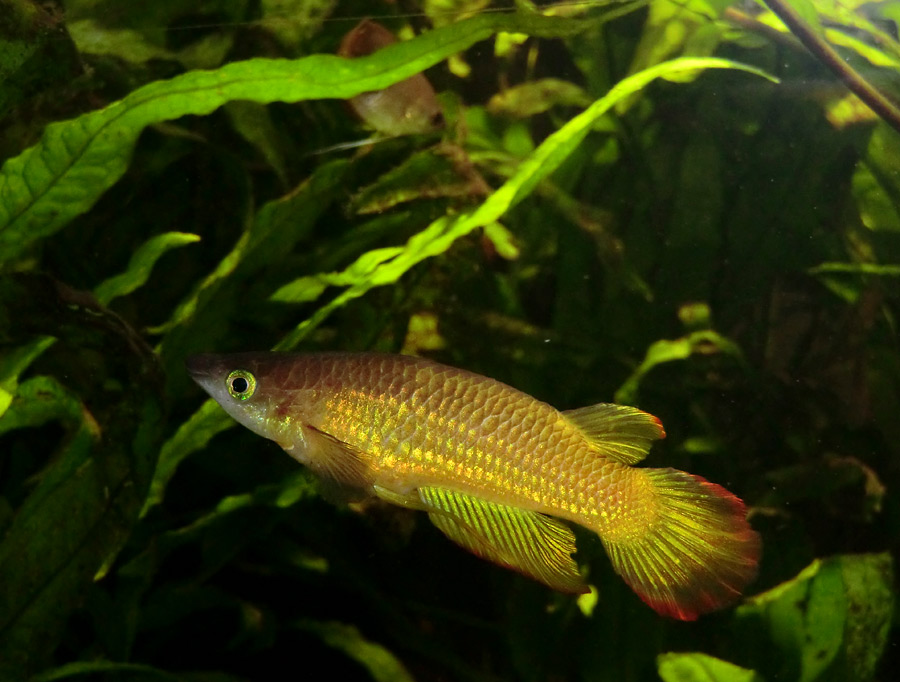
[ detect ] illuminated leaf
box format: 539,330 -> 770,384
657,652 -> 763,682
93,232 -> 200,306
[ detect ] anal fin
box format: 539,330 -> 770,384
418,486 -> 588,594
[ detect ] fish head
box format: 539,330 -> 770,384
186,352 -> 318,449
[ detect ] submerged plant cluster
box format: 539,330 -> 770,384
1,1 -> 898,681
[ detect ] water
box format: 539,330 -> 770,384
0,1 -> 897,680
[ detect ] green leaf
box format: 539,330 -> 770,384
270,247 -> 405,303
735,554 -> 894,682
839,553 -> 896,680
807,262 -> 900,276
0,337 -> 54,420
141,398 -> 231,515
657,652 -> 763,682
0,11 -> 590,268
93,231 -> 200,306
486,78 -> 591,117
224,101 -> 290,186
258,0 -> 337,49
0,0 -> 71,119
483,221 -> 520,260
276,57 -> 776,349
852,124 -> 900,232
153,158 -> 349,340
783,0 -> 824,35
0,378 -> 88,460
627,0 -> 733,83
295,621 -> 416,682
32,660 -> 184,682
67,19 -> 173,64
824,28 -> 900,69
350,147 -> 486,215
615,329 -> 745,404
0,274 -> 164,677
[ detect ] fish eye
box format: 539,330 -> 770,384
226,369 -> 257,400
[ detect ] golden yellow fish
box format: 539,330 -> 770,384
187,352 -> 760,619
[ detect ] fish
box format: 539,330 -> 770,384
186,351 -> 760,619
337,20 -> 444,136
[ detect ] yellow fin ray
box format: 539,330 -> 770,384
418,487 -> 588,594
292,425 -> 373,489
600,468 -> 760,620
563,403 -> 665,464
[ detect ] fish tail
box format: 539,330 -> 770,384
599,468 -> 760,620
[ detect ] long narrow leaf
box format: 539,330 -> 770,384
276,57 -> 777,349
0,12 -> 589,267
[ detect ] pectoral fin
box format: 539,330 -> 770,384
417,486 -> 588,594
288,425 -> 373,490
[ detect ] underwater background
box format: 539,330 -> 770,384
0,0 -> 898,680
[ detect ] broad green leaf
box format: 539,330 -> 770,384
852,124 -> 900,232
0,392 -> 162,676
0,337 -> 54,420
0,11 -> 590,268
735,554 -> 894,682
0,0 -> 67,118
0,274 -> 164,677
657,652 -> 763,682
295,620 -> 416,682
258,0 -> 336,49
0,374 -> 86,439
839,553 -> 896,681
277,57 -> 776,349
67,19 -> 173,63
93,231 -> 200,305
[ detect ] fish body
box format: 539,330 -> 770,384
187,352 -> 760,619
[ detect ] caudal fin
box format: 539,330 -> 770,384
600,468 -> 760,620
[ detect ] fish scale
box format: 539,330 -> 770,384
188,351 -> 761,620
314,356 -> 637,526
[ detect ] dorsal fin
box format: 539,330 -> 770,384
563,403 -> 665,465
417,486 -> 588,594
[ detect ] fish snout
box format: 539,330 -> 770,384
185,354 -> 218,380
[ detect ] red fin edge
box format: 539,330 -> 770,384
601,469 -> 761,620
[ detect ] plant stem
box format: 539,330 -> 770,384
763,0 -> 900,134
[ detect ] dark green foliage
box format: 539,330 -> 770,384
1,1 -> 898,681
